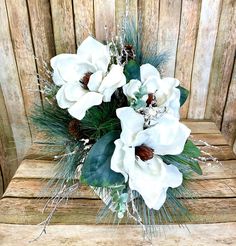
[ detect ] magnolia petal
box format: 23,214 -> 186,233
123,79 -> 142,99
127,156 -> 182,210
64,82 -> 87,102
141,114 -> 191,155
111,139 -> 132,182
77,36 -> 110,72
87,71 -> 103,92
56,85 -> 74,109
143,76 -> 160,93
99,65 -> 126,102
51,54 -> 86,83
116,107 -> 144,146
68,92 -> 103,120
140,64 -> 160,84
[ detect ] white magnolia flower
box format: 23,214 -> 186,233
111,107 -> 185,210
123,64 -> 180,118
51,36 -> 126,120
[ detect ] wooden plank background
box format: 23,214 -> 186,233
0,0 -> 235,194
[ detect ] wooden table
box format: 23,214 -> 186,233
1,121 -> 236,245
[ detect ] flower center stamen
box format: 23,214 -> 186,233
135,145 -> 154,161
81,72 -> 93,89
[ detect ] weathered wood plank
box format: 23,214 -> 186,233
115,0 -> 138,33
190,133 -> 228,146
0,0 -> 31,159
0,197 -> 236,224
158,0 -> 181,77
182,121 -> 220,134
4,178 -> 236,199
0,168 -> 3,197
73,0 -> 94,45
6,0 -> 42,138
175,0 -> 200,118
27,0 -> 56,104
221,60 -> 236,146
139,0 -> 159,58
200,145 -> 236,160
50,0 -> 76,54
94,0 -> 115,41
205,0 -> 236,127
188,0 -> 222,119
13,157 -> 236,181
0,84 -> 18,190
1,223 -> 236,246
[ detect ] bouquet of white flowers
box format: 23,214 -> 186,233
32,23 -> 203,240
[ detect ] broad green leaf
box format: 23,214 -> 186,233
161,140 -> 202,175
80,131 -> 125,187
177,86 -> 189,106
124,60 -> 141,81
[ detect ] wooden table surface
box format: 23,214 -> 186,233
1,121 -> 236,245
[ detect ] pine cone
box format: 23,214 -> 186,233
68,119 -> 80,139
135,145 -> 154,161
121,44 -> 135,64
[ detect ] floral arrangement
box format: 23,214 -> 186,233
32,22 -> 203,240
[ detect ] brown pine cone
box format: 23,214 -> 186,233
121,44 -> 135,64
68,119 -> 80,139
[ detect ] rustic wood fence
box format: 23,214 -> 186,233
0,0 -> 235,195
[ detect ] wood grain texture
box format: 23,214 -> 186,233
158,0 -> 181,77
0,168 -> 3,197
175,0 -> 200,118
0,0 -> 31,159
0,197 -> 236,224
139,0 -> 159,58
221,59 -> 236,146
188,0 -> 222,119
73,0 -> 94,45
115,0 -> 138,34
6,0 -> 42,139
0,223 -> 236,246
94,0 -> 115,41
3,178 -> 236,199
205,0 -> 236,126
50,0 -> 76,53
12,158 -> 236,181
0,83 -> 18,191
27,0 -> 56,103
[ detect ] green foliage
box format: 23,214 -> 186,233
80,131 -> 125,187
124,60 -> 141,81
30,103 -> 73,140
80,100 -> 121,141
177,86 -> 189,107
161,140 -> 202,175
123,19 -> 169,71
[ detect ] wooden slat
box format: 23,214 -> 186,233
73,0 -> 94,45
0,85 -> 18,189
27,0 -> 56,104
139,0 -> 159,57
3,178 -> 236,199
13,156 -> 236,181
6,0 -> 42,139
175,0 -> 200,118
94,0 -> 115,41
0,168 -> 3,197
1,223 -> 236,246
205,0 -> 236,126
188,0 -> 222,119
182,121 -> 220,134
221,60 -> 236,146
0,197 -> 236,224
115,0 -> 138,33
50,0 -> 76,54
0,0 -> 31,160
200,145 -> 236,160
190,133 -> 228,146
158,0 -> 181,77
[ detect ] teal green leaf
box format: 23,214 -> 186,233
161,140 -> 202,175
80,131 -> 125,187
177,86 -> 189,106
124,60 -> 140,81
